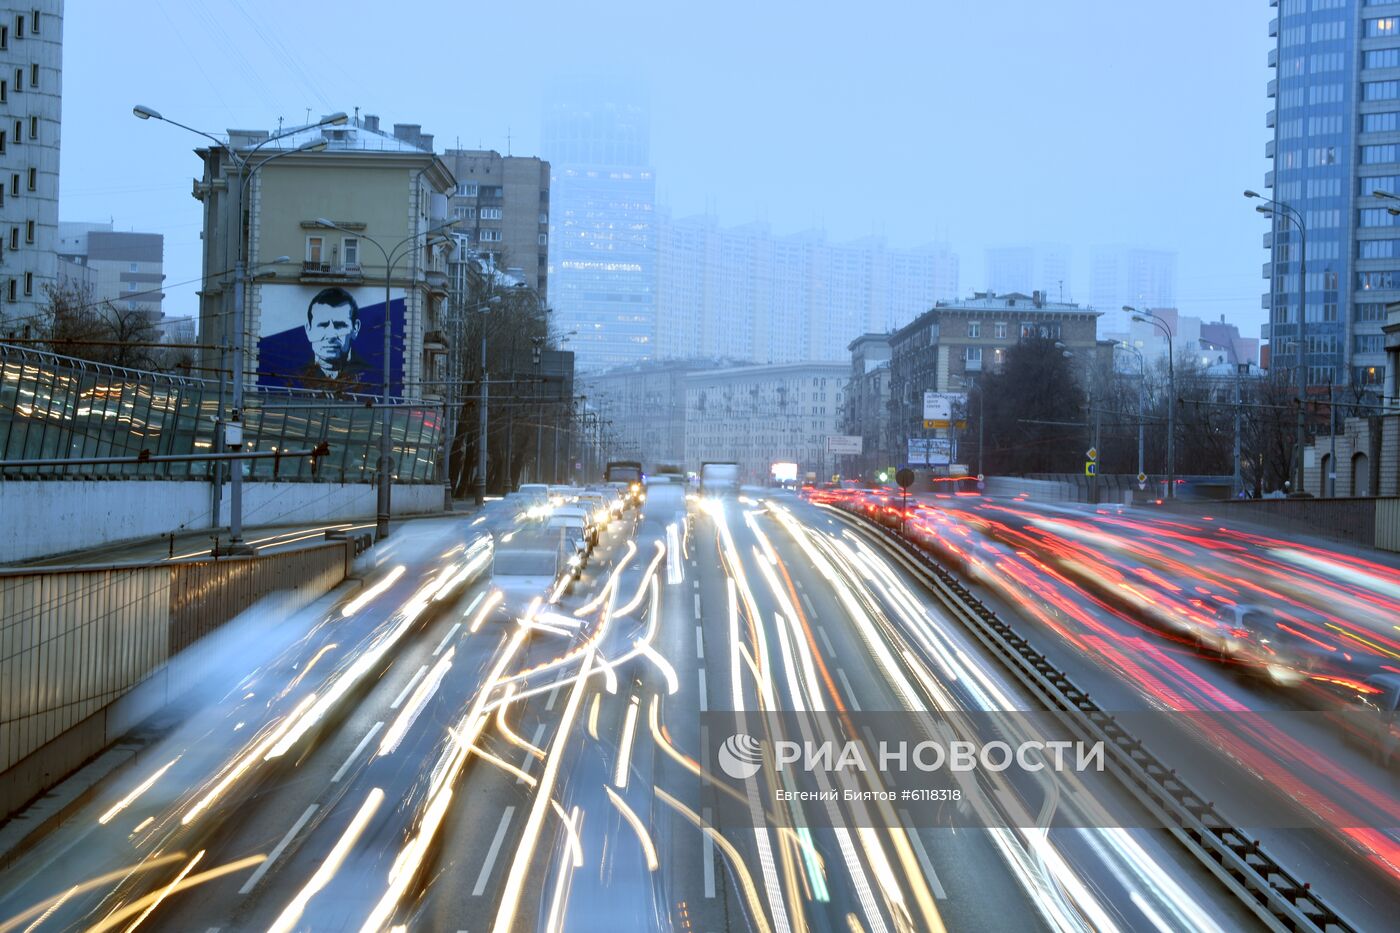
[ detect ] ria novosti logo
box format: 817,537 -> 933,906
718,733 -> 764,780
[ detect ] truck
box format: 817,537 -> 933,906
604,461 -> 644,485
699,461 -> 740,497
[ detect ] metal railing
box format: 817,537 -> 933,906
0,342 -> 442,483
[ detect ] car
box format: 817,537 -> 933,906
547,507 -> 594,566
575,491 -> 612,529
492,529 -> 571,613
1334,674 -> 1400,766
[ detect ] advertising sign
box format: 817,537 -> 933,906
825,434 -> 864,455
922,391 -> 966,428
258,284 -> 406,395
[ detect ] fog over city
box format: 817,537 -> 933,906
61,0 -> 1270,330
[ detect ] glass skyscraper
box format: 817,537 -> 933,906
1265,0 -> 1394,397
541,79 -> 656,373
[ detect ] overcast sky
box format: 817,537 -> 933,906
61,0 -> 1271,332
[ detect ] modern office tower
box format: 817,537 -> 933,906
1090,246 -> 1177,337
985,244 -> 1072,302
1264,0 -> 1399,399
541,78 -> 656,372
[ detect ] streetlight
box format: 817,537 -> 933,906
1246,189 -> 1309,496
1116,341 -> 1147,484
316,217 -> 460,538
471,293 -> 504,505
1127,306 -> 1176,497
136,106 -> 346,549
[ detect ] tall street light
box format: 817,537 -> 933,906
316,217 -> 459,539
1126,307 -> 1175,497
136,106 -> 346,549
473,293 -> 503,505
1117,341 -> 1147,483
1246,189 -> 1308,495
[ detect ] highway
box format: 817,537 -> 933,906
1,484 -> 1396,931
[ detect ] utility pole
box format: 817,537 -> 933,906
1233,371 -> 1243,498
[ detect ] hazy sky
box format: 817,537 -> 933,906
61,0 -> 1271,332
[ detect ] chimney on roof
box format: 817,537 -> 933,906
419,133 -> 434,152
363,114 -> 380,133
1032,289 -> 1044,308
393,123 -> 422,147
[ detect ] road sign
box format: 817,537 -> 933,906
895,468 -> 915,489
1086,447 -> 1098,461
825,434 -> 863,455
1085,461 -> 1098,476
1136,471 -> 1147,484
976,473 -> 984,482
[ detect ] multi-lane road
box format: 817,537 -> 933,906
1,485 -> 1397,931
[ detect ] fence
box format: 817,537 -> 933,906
0,540 -> 357,817
0,342 -> 443,483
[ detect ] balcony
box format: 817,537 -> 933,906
1268,48 -> 1277,68
1268,17 -> 1277,38
1265,169 -> 1275,189
300,261 -> 363,283
1266,78 -> 1277,99
1266,108 -> 1275,128
1264,139 -> 1275,158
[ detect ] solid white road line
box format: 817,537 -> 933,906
390,665 -> 429,709
432,622 -> 462,657
472,806 -> 517,896
697,669 -> 708,711
238,804 -> 318,894
816,625 -> 836,658
520,724 -> 547,783
695,625 -> 704,660
899,809 -> 947,898
702,805 -> 716,897
693,594 -> 702,618
835,668 -> 862,712
331,721 -> 384,783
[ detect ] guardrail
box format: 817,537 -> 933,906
0,535 -> 369,818
821,500 -> 1354,933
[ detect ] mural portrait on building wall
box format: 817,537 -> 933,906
258,284 -> 405,395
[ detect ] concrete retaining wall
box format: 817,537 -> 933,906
0,480 -> 444,564
1159,497 -> 1400,553
0,541 -> 354,818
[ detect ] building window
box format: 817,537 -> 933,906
1020,322 -> 1036,339
7,279 -> 15,302
539,212 -> 548,224
457,182 -> 478,197
13,69 -> 20,92
31,9 -> 38,33
1358,302 -> 1387,321
0,79 -> 6,103
1358,270 -> 1395,289
1323,302 -> 1338,322
993,322 -> 1007,339
1354,365 -> 1386,386
1,25 -> 7,48
29,63 -> 36,87
341,237 -> 359,266
14,14 -> 22,38
25,220 -> 33,243
26,167 -> 35,190
480,207 -> 502,220
126,281 -> 138,292
480,229 -> 502,242
538,233 -> 548,246
23,271 -> 31,295
0,130 -> 5,154
1367,17 -> 1399,37
1366,48 -> 1400,70
1356,334 -> 1385,354
967,320 -> 980,338
305,236 -> 324,264
12,120 -> 19,143
128,262 -> 138,273
1365,80 -> 1400,101
8,228 -> 16,250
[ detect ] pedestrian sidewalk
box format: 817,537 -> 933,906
9,502 -> 479,569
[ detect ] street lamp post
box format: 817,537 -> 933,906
316,218 -> 459,538
1246,190 -> 1308,495
1126,307 -> 1175,497
135,105 -> 346,549
1117,341 -> 1147,482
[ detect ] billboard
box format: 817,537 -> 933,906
922,391 -> 965,427
257,284 -> 406,395
825,434 -> 864,455
906,437 -> 953,466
